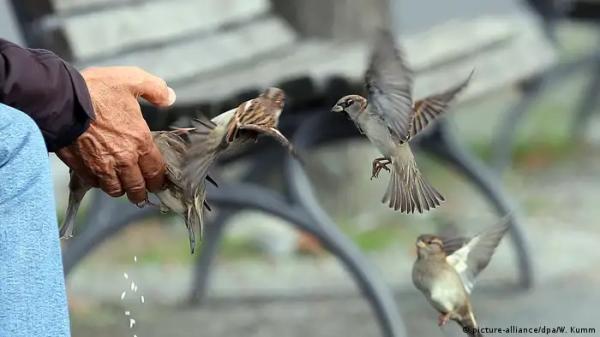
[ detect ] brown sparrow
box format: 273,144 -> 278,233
412,215 -> 510,337
331,30 -> 472,213
183,87 -> 298,194
60,129 -> 217,254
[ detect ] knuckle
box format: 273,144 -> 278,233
106,188 -> 124,197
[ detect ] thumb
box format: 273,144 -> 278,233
128,68 -> 176,107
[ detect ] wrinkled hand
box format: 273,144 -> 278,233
57,66 -> 176,204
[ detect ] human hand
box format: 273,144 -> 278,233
57,66 -> 176,204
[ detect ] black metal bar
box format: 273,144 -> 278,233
491,77 -> 546,172
62,191 -> 158,275
187,210 -> 232,305
571,52 -> 600,138
420,120 -> 534,288
285,112 -> 407,337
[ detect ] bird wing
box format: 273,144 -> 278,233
183,116 -> 225,196
152,131 -> 187,182
365,30 -> 414,142
408,70 -> 473,138
445,214 -> 511,293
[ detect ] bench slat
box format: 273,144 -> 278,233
78,16 -> 297,84
172,15 -> 555,104
57,0 -> 269,60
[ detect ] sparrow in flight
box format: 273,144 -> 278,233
60,129 -> 217,254
60,87 -> 296,254
412,215 -> 510,337
183,86 -> 298,196
331,30 -> 472,213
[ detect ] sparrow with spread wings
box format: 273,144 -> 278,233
412,215 -> 510,337
60,87 -> 297,254
331,31 -> 472,213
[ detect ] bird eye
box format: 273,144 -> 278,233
346,99 -> 354,106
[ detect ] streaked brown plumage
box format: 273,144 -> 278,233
412,215 -> 511,337
183,87 -> 298,195
331,30 -> 472,213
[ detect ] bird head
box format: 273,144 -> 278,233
415,234 -> 445,258
260,87 -> 286,111
331,95 -> 367,119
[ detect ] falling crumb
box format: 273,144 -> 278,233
134,335 -> 138,337
123,272 -> 129,280
130,281 -> 136,291
140,295 -> 145,303
124,311 -> 130,316
134,256 -> 137,263
120,291 -> 126,300
129,318 -> 136,329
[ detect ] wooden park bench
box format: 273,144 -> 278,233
5,1 -> 559,336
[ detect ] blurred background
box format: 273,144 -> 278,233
2,0 -> 600,336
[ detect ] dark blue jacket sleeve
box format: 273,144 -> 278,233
0,39 -> 94,152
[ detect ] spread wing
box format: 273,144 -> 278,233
183,117 -> 224,196
445,214 -> 511,293
238,124 -> 300,161
365,30 -> 414,142
409,70 -> 473,138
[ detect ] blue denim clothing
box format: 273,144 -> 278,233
0,104 -> 70,337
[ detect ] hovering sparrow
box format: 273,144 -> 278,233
59,129 -> 217,254
331,30 -> 472,213
183,87 -> 299,195
412,215 -> 510,337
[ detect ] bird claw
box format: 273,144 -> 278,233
437,313 -> 450,327
371,158 -> 391,179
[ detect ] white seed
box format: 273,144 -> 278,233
124,311 -> 130,316
123,272 -> 129,280
134,256 -> 137,263
129,318 -> 136,328
120,291 -> 126,300
130,281 -> 136,291
140,295 -> 145,303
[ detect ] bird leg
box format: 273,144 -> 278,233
371,157 -> 392,179
437,312 -> 451,326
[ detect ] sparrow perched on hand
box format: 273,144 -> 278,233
183,87 -> 298,194
411,215 -> 510,337
60,129 -> 217,254
331,30 -> 472,213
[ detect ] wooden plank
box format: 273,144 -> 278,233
271,0 -> 390,39
78,16 -> 297,83
173,15 -> 555,104
57,0 -> 270,60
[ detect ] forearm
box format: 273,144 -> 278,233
0,39 -> 94,151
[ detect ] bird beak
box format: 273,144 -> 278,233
331,105 -> 344,113
416,240 -> 427,249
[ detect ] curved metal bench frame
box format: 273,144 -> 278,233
62,108 -> 533,337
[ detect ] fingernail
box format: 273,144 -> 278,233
167,87 -> 177,105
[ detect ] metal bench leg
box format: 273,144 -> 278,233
62,190 -> 157,275
187,210 -> 231,305
210,182 -> 406,337
491,77 -> 546,172
571,54 -> 600,139
420,121 -> 533,289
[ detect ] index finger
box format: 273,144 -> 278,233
139,144 -> 166,192
127,68 -> 176,107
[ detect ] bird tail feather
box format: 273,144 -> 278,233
457,310 -> 483,337
382,157 -> 444,213
59,191 -> 80,239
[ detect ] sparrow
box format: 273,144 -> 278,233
183,87 -> 299,195
411,215 -> 511,337
61,87 -> 298,253
331,30 -> 472,213
59,129 -> 217,254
